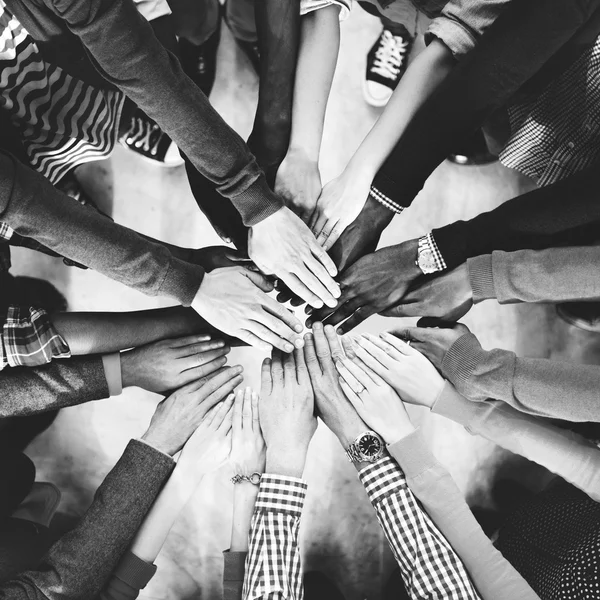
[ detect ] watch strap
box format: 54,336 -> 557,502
417,233 -> 448,274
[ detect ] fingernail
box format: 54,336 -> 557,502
326,299 -> 338,308
333,286 -> 341,298
295,338 -> 304,348
214,340 -> 225,348
306,320 -> 313,328
313,322 -> 323,330
284,343 -> 294,352
234,365 -> 244,373
324,324 -> 334,333
294,324 -> 303,333
304,332 -> 313,340
337,328 -> 345,335
313,300 -> 324,309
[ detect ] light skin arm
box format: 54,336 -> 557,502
275,5 -> 341,222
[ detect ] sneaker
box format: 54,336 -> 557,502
178,20 -> 222,96
119,108 -> 184,168
364,25 -> 413,107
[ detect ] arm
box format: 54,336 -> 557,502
432,381 -> 600,501
0,440 -> 175,600
387,432 -> 540,600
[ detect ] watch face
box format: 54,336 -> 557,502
358,433 -> 383,458
419,249 -> 437,273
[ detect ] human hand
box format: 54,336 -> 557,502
388,320 -> 471,370
248,206 -> 340,309
310,239 -> 421,333
275,148 -> 322,223
382,264 -> 473,321
178,392 -> 235,479
335,339 -> 414,445
190,246 -> 255,273
230,387 -> 266,477
343,333 -> 444,409
303,322 -> 366,447
259,349 -> 317,477
121,334 -> 231,394
310,170 -> 371,251
192,266 -> 304,353
141,365 -> 243,455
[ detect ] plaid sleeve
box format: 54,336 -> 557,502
359,456 -> 481,600
0,306 -> 71,371
242,474 -> 307,600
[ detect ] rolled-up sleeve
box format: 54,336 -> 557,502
426,0 -> 513,58
300,0 -> 351,20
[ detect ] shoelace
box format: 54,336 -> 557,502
126,116 -> 164,156
371,29 -> 409,80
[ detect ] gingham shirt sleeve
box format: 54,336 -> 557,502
242,474 -> 307,600
0,306 -> 71,371
358,456 -> 481,600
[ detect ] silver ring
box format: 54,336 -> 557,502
356,385 -> 367,394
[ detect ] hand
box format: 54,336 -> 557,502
310,239 -> 421,333
310,170 -> 371,251
178,393 -> 235,477
389,320 -> 471,370
248,206 -> 340,309
382,264 -> 473,321
335,338 -> 414,445
343,333 -> 444,409
192,266 -> 303,353
303,322 -> 366,447
259,349 -> 317,477
275,148 -> 322,223
191,246 -> 255,273
121,334 -> 231,393
141,365 -> 243,455
230,387 -> 266,477
328,194 -> 394,274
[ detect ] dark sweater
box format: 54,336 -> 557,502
4,0 -> 282,227
0,440 -> 175,600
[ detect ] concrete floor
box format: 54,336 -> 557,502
10,7 -> 563,599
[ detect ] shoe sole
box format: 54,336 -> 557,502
119,140 -> 184,168
362,78 -> 391,108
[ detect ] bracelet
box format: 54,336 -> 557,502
231,472 -> 262,485
369,186 -> 405,215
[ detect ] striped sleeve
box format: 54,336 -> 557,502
359,456 -> 481,600
242,474 -> 307,600
0,306 -> 71,371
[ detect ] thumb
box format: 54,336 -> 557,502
243,269 -> 275,293
417,317 -> 460,330
385,327 -> 429,344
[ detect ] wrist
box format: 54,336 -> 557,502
140,430 -> 179,457
285,145 -> 319,166
265,447 -> 307,478
382,423 -> 417,446
344,157 -> 376,185
119,350 -> 134,389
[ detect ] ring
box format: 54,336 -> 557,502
356,385 -> 366,394
406,340 -> 411,347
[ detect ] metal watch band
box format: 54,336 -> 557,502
417,233 -> 448,273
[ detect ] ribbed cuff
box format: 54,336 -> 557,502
223,550 -> 247,582
114,551 -> 157,589
102,352 -> 122,396
441,333 -> 487,390
387,429 -> 437,479
467,254 -> 495,303
229,176 -> 284,227
431,381 -> 479,427
159,258 -> 205,307
371,171 -> 413,209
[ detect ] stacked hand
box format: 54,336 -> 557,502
121,334 -> 231,393
230,387 -> 266,477
191,246 -> 255,273
259,348 -> 317,477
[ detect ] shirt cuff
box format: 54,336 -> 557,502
102,352 -> 123,396
255,474 -> 307,517
134,437 -> 174,461
387,429 -> 438,480
159,258 -> 205,307
113,551 -> 157,590
467,254 -> 495,303
358,455 -> 407,504
426,16 -> 478,58
441,333 -> 487,391
228,177 -> 284,228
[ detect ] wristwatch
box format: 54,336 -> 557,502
416,233 -> 446,275
345,431 -> 385,464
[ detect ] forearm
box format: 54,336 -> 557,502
432,382 -> 600,502
348,39 -> 455,181
230,484 -> 260,552
52,307 -> 207,355
286,5 -> 340,163
388,430 -> 541,600
442,333 -> 600,422
468,247 -> 600,306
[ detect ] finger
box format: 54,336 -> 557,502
304,255 -> 341,304
380,331 -> 415,356
311,322 -> 334,372
302,332 -> 322,378
233,390 -> 243,434
270,350 -> 284,385
417,317 -> 457,329
237,329 -> 273,353
169,333 -> 212,348
244,269 -> 276,293
321,221 -> 347,252
335,358 -> 365,393
311,211 -> 329,241
338,378 -> 363,413
282,349 -> 296,386
261,358 -> 273,395
224,249 -> 252,263
177,355 -> 229,385
323,324 -> 345,362
247,320 -> 295,353
263,296 -> 304,336
293,346 -> 309,385
386,327 -> 427,344
214,393 -> 235,428
178,346 -> 230,370
201,372 -> 244,416
251,391 -> 260,431
316,217 -> 338,249
241,386 -> 252,426
341,335 -> 357,360
198,364 -> 244,404
338,356 -> 376,390
337,306 -> 377,335
309,240 -> 338,278
360,334 -> 398,369
175,340 -> 227,359
319,297 -> 363,329
281,271 -> 326,310
352,341 -> 393,383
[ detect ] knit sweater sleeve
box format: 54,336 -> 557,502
98,552 -> 157,600
42,0 -> 282,226
0,151 -> 203,305
0,440 -> 175,600
223,550 -> 246,600
468,247 -> 600,305
441,333 -> 600,422
432,382 -> 600,502
387,429 -> 540,600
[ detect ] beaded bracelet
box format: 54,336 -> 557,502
231,472 -> 262,485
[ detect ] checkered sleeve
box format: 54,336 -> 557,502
0,305 -> 71,371
359,456 -> 481,600
242,474 -> 308,600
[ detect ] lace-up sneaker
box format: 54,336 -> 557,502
119,108 -> 184,167
364,25 -> 413,107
